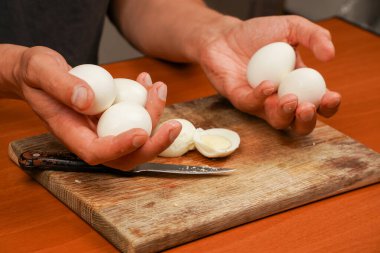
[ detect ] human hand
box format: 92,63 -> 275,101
198,15 -> 341,135
9,46 -> 181,170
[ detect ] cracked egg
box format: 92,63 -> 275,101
158,119 -> 196,157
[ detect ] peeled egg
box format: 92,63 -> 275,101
247,42 -> 296,88
113,78 -> 148,106
156,119 -> 196,157
193,128 -> 240,158
97,102 -> 152,137
69,64 -> 116,115
278,68 -> 326,106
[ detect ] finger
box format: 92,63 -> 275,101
287,16 -> 335,62
291,102 -> 317,135
266,93 -> 298,130
21,47 -> 94,112
227,80 -> 276,115
145,81 -> 167,127
59,122 -> 150,165
27,87 -> 149,165
136,72 -> 153,89
105,120 -> 182,170
49,111 -> 150,164
318,90 -> 341,118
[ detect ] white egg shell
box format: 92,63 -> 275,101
97,102 -> 152,137
193,128 -> 240,158
157,119 -> 196,157
247,42 -> 296,88
113,78 -> 147,106
69,64 -> 116,115
278,68 -> 327,106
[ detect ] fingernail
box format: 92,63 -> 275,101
158,83 -> 167,101
263,87 -> 275,96
327,98 -> 340,109
300,108 -> 315,122
283,101 -> 297,114
168,120 -> 181,142
144,73 -> 153,87
71,86 -> 88,110
326,40 -> 334,50
132,135 -> 146,148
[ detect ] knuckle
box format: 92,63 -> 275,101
21,50 -> 49,83
287,15 -> 307,24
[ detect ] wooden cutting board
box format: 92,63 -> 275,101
8,95 -> 380,253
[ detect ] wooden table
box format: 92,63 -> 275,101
1,18 -> 379,253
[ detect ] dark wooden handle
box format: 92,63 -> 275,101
18,151 -> 129,175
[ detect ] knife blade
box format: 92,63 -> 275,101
18,151 -> 235,175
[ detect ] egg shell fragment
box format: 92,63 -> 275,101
193,128 -> 240,158
157,119 -> 196,157
113,78 -> 148,106
97,102 -> 152,137
69,64 -> 116,115
247,42 -> 296,88
278,67 -> 327,106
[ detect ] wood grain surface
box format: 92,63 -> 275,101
8,95 -> 380,253
1,18 -> 380,253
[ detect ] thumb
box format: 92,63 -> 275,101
20,46 -> 94,112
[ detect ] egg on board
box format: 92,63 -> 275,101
157,119 -> 196,157
247,42 -> 296,88
278,68 -> 327,106
97,102 -> 152,137
113,78 -> 148,106
193,128 -> 240,158
69,64 -> 116,115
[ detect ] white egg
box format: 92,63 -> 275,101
69,64 -> 116,115
156,119 -> 196,157
97,102 -> 152,137
193,128 -> 240,158
247,42 -> 296,88
278,68 -> 327,106
113,78 -> 148,106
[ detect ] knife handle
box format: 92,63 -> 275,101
18,151 -> 126,174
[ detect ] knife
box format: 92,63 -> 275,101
18,151 -> 235,175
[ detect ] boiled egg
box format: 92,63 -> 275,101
247,42 -> 296,88
278,68 -> 326,106
193,128 -> 240,158
69,64 -> 116,115
97,102 -> 152,137
113,78 -> 147,106
157,119 -> 196,157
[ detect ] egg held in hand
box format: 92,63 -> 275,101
69,64 -> 116,115
247,42 -> 296,88
156,119 -> 196,157
97,102 -> 152,137
113,78 -> 148,106
278,68 -> 326,106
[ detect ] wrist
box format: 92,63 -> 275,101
185,14 -> 242,62
0,44 -> 28,99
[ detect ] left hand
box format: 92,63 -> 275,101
197,15 -> 341,135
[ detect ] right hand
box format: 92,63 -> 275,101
196,15 -> 341,135
7,45 -> 181,170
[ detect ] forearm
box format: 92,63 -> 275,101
110,0 -> 241,62
0,44 -> 26,99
